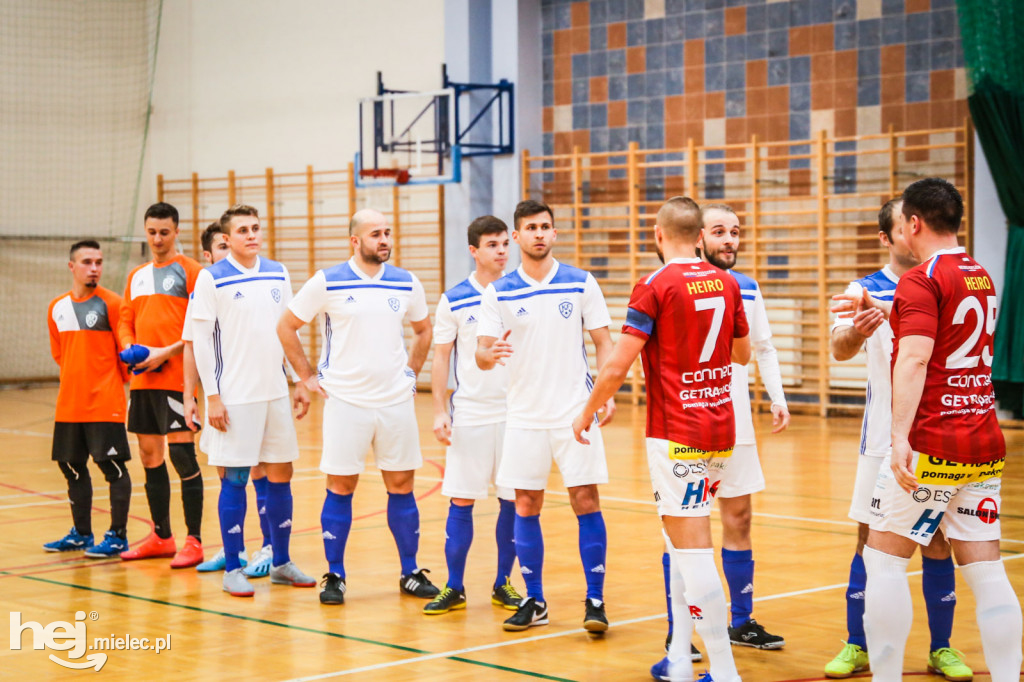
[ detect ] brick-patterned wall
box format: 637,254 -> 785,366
541,0 -> 968,191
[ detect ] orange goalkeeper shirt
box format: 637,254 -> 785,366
48,286 -> 129,423
118,254 -> 202,392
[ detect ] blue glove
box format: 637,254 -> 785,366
119,344 -> 149,366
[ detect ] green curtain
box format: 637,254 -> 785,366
957,0 -> 1024,416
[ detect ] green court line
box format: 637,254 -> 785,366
4,571 -> 574,681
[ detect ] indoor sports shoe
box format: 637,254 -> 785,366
120,533 -> 176,561
650,658 -> 714,681
824,642 -> 869,678
491,579 -> 524,610
242,544 -> 273,578
927,647 -> 973,682
423,586 -> 467,615
665,633 -> 704,661
728,618 -> 785,649
170,536 -> 204,569
223,568 -> 254,597
400,569 -> 441,598
319,573 -> 346,605
84,531 -> 127,558
44,528 -> 93,552
269,561 -> 317,587
583,597 -> 609,633
502,597 -> 549,631
196,548 -> 248,572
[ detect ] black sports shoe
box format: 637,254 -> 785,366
728,618 -> 785,649
665,632 -> 704,661
319,572 -> 346,605
400,569 -> 441,598
423,586 -> 467,615
502,597 -> 549,631
583,598 -> 608,633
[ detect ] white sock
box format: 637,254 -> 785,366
960,560 -> 1023,682
863,546 -> 912,682
675,548 -> 740,682
665,536 -> 695,682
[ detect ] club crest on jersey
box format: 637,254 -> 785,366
558,300 -> 573,318
162,276 -> 175,292
85,311 -> 98,328
271,288 -> 281,303
387,297 -> 400,311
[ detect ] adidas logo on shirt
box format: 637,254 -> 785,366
233,291 -> 244,300
741,583 -> 754,594
345,295 -> 356,304
466,315 -> 476,324
322,531 -> 337,540
227,524 -> 242,534
278,519 -> 292,529
590,564 -> 605,573
515,306 -> 529,317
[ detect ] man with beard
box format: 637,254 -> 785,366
278,208 -> 438,605
476,199 -> 616,633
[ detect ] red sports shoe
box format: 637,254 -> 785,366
120,533 -> 176,561
170,536 -> 204,569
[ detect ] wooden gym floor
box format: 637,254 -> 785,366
2,386 -> 1022,680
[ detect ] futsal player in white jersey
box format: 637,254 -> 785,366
191,204 -> 316,597
826,199 -> 970,680
422,215 -> 524,616
476,199 -> 616,633
277,208 -> 438,606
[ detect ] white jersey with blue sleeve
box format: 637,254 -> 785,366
288,258 -> 428,408
477,260 -> 611,429
831,265 -> 898,457
190,255 -> 292,404
434,273 -> 508,426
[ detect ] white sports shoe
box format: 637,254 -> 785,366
243,544 -> 273,578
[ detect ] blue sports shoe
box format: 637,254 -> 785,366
651,657 -> 713,681
242,545 -> 273,578
44,528 -> 93,552
196,548 -> 248,573
84,531 -> 128,558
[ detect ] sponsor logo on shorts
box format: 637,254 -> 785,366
558,300 -> 573,318
870,497 -> 881,509
681,477 -> 720,509
912,488 -> 931,503
672,462 -> 689,478
668,442 -> 733,461
910,508 -> 945,538
957,497 -> 999,524
914,454 -> 1004,485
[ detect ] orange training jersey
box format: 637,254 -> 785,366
48,286 -> 129,423
118,254 -> 202,392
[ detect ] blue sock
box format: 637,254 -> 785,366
444,502 -> 474,591
922,555 -> 956,651
265,481 -> 293,566
219,473 -> 248,572
663,552 -> 673,639
514,513 -> 545,603
387,491 -> 420,576
577,511 -> 607,601
494,498 -> 516,589
722,548 -> 754,628
846,552 -> 868,650
321,491 -> 352,578
252,476 -> 271,548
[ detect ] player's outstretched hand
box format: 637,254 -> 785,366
852,307 -> 885,337
207,395 -> 229,432
433,413 -> 452,446
293,382 -> 312,420
597,396 -> 616,427
302,374 -> 328,399
492,329 -> 514,366
572,411 -> 592,445
891,438 -> 918,493
770,403 -> 790,433
183,396 -> 200,432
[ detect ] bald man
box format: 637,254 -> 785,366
278,209 -> 438,605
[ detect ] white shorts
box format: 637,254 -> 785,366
868,451 -> 1004,546
715,441 -> 765,498
647,438 -> 732,517
848,453 -> 885,524
204,396 -> 299,468
495,425 -> 608,490
320,397 -> 422,476
442,422 -> 513,500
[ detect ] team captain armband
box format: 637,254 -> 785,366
668,441 -> 733,460
623,307 -> 654,337
914,454 -> 1004,485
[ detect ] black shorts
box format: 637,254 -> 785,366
127,389 -> 200,435
52,422 -> 131,463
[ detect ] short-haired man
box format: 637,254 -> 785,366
44,240 -> 133,557
278,208 -> 438,605
118,202 -> 205,567
476,199 -> 616,633
573,196 -> 749,682
858,178 -> 1021,680
422,216 -> 524,616
826,200 -> 971,679
183,223 -> 274,576
191,204 -> 315,597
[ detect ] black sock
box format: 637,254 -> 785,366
144,463 -> 172,539
180,475 -> 203,542
59,461 -> 92,536
96,459 -> 131,537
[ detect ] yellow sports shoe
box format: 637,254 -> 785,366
928,647 -> 973,682
824,642 -> 869,678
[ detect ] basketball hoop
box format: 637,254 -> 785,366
358,168 -> 411,185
